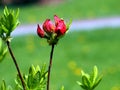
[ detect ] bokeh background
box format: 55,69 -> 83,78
0,0 -> 120,90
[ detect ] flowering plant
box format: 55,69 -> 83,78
0,7 -> 102,90
37,14 -> 70,90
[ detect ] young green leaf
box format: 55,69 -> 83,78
0,6 -> 20,40
77,66 -> 102,90
60,86 -> 64,90
0,38 -> 8,62
82,75 -> 91,89
26,65 -> 47,90
66,19 -> 72,31
92,75 -> 103,89
0,80 -> 6,90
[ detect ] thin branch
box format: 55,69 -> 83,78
6,41 -> 26,90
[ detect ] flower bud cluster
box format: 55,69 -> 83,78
37,15 -> 69,45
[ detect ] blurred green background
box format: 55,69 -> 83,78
0,0 -> 120,90
0,0 -> 120,23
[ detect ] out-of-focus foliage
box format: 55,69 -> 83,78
0,38 -> 8,62
0,6 -> 19,40
0,64 -> 47,90
15,64 -> 47,90
0,80 -> 13,90
77,66 -> 102,90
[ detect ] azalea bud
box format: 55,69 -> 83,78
43,19 -> 55,34
55,20 -> 66,36
37,15 -> 69,45
54,15 -> 61,25
37,24 -> 45,38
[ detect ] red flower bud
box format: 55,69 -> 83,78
54,15 -> 61,25
37,24 -> 45,38
37,15 -> 69,44
54,15 -> 67,36
43,19 -> 55,34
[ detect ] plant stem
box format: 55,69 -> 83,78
6,41 -> 26,90
47,44 -> 55,90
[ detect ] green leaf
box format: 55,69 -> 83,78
81,70 -> 90,79
26,65 -> 47,90
27,74 -> 33,89
93,66 -> 98,81
3,47 -> 8,55
4,6 -> 9,16
76,81 -> 82,86
89,66 -> 98,87
66,19 -> 72,31
0,38 -> 2,51
38,64 -> 47,79
29,65 -> 36,75
78,66 -> 102,90
34,71 -> 40,84
0,38 -> 8,62
92,75 -> 103,89
77,81 -> 88,89
0,47 -> 8,62
15,8 -> 20,19
11,21 -> 19,32
36,65 -> 40,72
15,75 -> 23,90
0,80 -> 6,90
1,25 -> 8,33
0,6 -> 20,39
60,86 -> 64,90
27,71 -> 40,89
82,75 -> 91,89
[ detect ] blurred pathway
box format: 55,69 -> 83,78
12,17 -> 120,36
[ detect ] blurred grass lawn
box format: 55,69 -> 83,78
0,28 -> 120,90
0,0 -> 120,23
